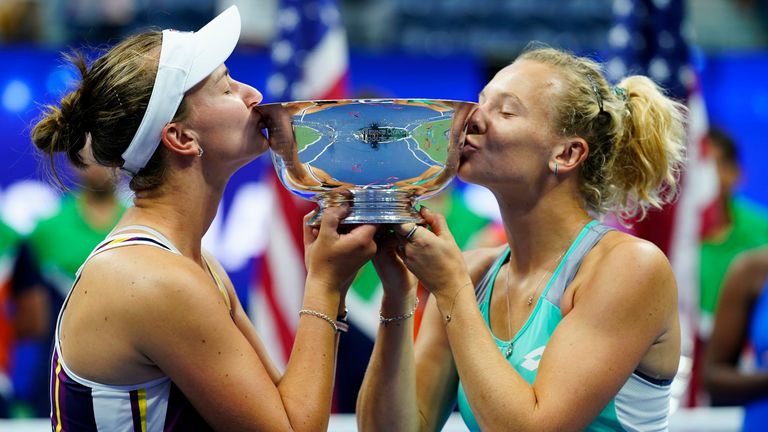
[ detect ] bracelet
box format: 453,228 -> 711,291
444,282 -> 473,325
380,297 -> 420,327
299,309 -> 339,333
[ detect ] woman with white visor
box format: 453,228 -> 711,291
33,7 -> 377,431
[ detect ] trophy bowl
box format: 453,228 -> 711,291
261,99 -> 477,225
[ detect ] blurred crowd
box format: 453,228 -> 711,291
0,0 -> 217,45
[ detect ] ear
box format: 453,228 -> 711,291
550,137 -> 589,176
160,122 -> 199,157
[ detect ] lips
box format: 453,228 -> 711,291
252,106 -> 267,130
461,138 -> 480,155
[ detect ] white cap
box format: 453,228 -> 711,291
121,6 -> 242,175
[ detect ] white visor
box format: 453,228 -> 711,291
121,6 -> 241,175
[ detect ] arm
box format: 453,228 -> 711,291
202,251 -> 282,384
11,241 -> 50,339
357,231 -> 500,431
704,250 -> 768,405
356,231 -> 426,431
397,209 -> 677,431
129,207 -> 376,431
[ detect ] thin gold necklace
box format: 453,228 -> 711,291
502,242 -> 570,358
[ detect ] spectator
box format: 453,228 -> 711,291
704,247 -> 768,431
0,219 -> 21,417
10,163 -> 125,418
700,127 -> 768,339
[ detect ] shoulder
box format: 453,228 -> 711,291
464,245 -> 507,285
724,247 -> 768,298
81,246 -> 224,317
590,229 -> 671,273
575,230 -> 675,308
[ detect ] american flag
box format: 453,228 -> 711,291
265,0 -> 349,102
249,0 -> 350,368
605,0 -> 718,409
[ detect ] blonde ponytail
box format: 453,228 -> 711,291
519,47 -> 687,225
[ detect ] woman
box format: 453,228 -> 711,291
33,7 -> 377,431
357,46 -> 685,431
704,248 -> 768,432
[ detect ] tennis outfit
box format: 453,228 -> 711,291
457,221 -> 673,431
50,226 -> 231,432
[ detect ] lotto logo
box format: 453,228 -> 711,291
521,346 -> 546,371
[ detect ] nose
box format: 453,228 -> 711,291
466,105 -> 487,135
240,82 -> 263,107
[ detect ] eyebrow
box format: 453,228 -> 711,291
500,92 -> 523,107
213,67 -> 230,84
479,89 -> 525,110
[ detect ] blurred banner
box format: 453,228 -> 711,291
249,0 -> 350,368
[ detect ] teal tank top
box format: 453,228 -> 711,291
457,221 -> 673,431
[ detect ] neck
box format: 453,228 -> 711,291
496,185 -> 591,275
121,170 -> 224,261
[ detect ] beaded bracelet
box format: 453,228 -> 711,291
299,309 -> 339,333
379,297 -> 420,327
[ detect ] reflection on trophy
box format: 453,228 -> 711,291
261,99 -> 477,225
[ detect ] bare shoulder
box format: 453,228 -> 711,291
723,247 -> 768,298
729,247 -> 768,277
588,230 -> 671,274
574,230 -> 675,305
463,245 -> 507,285
80,246 -> 225,319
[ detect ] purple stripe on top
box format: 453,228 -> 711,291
50,350 -> 98,431
130,389 -> 143,432
50,350 -> 60,430
163,382 -> 213,432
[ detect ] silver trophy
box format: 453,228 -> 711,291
261,99 -> 477,225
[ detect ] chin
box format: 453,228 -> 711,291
456,163 -> 475,183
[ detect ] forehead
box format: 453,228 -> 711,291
485,60 -> 564,103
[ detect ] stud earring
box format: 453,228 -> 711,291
198,147 -> 204,158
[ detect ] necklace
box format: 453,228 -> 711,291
502,242 -> 570,358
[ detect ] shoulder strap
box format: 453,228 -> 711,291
202,256 -> 233,313
474,250 -> 509,306
543,222 -> 613,306
111,225 -> 181,254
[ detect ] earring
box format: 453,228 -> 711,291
198,147 -> 204,158
553,162 -> 558,177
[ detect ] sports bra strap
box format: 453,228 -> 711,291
111,224 -> 181,254
474,252 -> 507,306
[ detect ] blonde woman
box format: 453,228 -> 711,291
358,47 -> 686,431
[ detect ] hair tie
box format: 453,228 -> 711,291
612,86 -> 628,101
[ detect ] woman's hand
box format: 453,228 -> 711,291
373,227 -> 417,297
303,205 -> 377,294
394,207 -> 470,296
